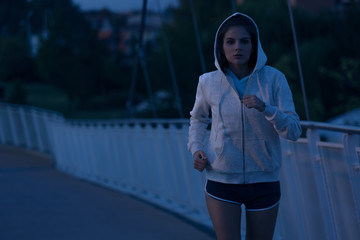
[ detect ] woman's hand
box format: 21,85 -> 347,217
193,150 -> 209,172
243,95 -> 265,112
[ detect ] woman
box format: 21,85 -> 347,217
188,13 -> 302,240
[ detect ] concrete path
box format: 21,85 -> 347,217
0,145 -> 215,240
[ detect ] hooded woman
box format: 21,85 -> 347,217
188,13 -> 302,240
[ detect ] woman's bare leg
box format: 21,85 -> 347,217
205,193 -> 242,240
245,204 -> 279,240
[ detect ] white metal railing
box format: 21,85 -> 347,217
1,103 -> 359,240
0,103 -> 63,153
48,117 -> 210,226
279,124 -> 360,240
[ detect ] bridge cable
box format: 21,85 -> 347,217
188,0 -> 207,73
287,0 -> 311,121
127,0 -> 157,118
156,0 -> 184,118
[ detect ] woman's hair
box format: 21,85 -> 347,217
216,15 -> 258,70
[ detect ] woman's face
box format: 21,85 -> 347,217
222,26 -> 253,69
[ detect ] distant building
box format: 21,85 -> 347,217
237,0 -> 359,12
83,11 -> 125,53
291,0 -> 359,12
97,18 -> 113,40
117,10 -> 163,57
318,108 -> 360,143
327,108 -> 360,127
83,10 -> 165,58
291,0 -> 333,11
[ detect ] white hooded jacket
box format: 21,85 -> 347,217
188,13 -> 302,184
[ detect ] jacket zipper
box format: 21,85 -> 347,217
226,71 -> 253,184
241,98 -> 246,184
240,75 -> 251,184
240,73 -> 254,184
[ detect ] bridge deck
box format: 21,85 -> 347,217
0,145 -> 215,240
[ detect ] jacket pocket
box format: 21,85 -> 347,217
245,139 -> 279,172
210,137 -> 243,174
206,135 -> 223,164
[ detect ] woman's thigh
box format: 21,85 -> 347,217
245,204 -> 279,240
205,193 -> 242,240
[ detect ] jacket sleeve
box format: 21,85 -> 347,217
262,74 -> 302,141
188,75 -> 211,155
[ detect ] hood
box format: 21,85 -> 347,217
214,12 -> 267,74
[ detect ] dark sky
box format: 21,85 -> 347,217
72,0 -> 178,12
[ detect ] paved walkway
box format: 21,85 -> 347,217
0,145 -> 215,240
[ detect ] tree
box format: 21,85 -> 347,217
0,0 -> 28,36
0,0 -> 36,104
34,0 -> 109,111
0,36 -> 35,83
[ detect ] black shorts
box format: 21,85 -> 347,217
205,180 -> 281,211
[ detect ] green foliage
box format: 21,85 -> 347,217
34,0 -> 103,101
0,0 -> 28,35
0,36 -> 35,83
0,0 -> 132,116
30,0 -> 133,115
8,81 -> 27,104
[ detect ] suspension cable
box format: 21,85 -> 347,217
287,0 -> 311,121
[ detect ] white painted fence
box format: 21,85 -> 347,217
1,103 -> 359,240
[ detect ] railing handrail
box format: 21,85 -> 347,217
67,118 -> 360,135
0,102 -> 63,117
300,120 -> 360,134
66,118 -> 190,125
2,102 -> 359,134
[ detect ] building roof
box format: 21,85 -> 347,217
328,108 -> 360,127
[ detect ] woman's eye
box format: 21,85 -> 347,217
226,39 -> 234,44
241,39 -> 250,44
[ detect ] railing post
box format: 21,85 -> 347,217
306,128 -> 337,240
6,105 -> 20,146
342,133 -> 360,228
38,112 -> 48,152
18,108 -> 32,149
278,139 -> 307,240
33,109 -> 47,152
45,113 -> 64,162
103,124 -> 117,189
0,105 -> 6,144
109,124 -> 123,190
